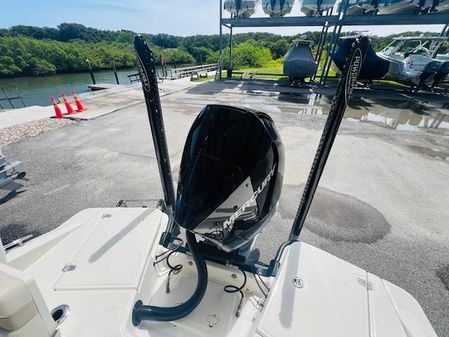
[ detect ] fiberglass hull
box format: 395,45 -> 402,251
378,0 -> 420,14
224,0 -> 260,17
332,39 -> 390,81
262,0 -> 295,16
299,0 -> 336,15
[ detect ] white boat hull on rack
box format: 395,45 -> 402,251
224,0 -> 260,17
337,0 -> 378,14
378,0 -> 420,14
435,0 -> 449,12
379,53 -> 435,87
262,0 -> 295,16
378,36 -> 449,87
418,0 -> 435,12
0,207 -> 438,337
299,0 -> 336,15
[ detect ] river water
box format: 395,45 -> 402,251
0,68 -> 138,108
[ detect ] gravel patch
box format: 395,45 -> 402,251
0,118 -> 75,148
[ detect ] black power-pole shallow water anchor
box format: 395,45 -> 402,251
133,36 -> 209,325
289,36 -> 369,241
134,35 -> 176,211
134,35 -> 180,243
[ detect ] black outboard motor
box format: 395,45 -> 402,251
432,61 -> 449,89
176,104 -> 284,253
332,38 -> 390,81
419,60 -> 441,89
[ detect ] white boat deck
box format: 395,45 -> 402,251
3,207 -> 438,337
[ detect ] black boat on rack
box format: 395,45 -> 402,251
283,40 -> 318,85
332,36 -> 390,82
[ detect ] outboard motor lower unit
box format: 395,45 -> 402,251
432,61 -> 449,88
419,60 -> 441,89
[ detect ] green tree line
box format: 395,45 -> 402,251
0,23 -> 443,78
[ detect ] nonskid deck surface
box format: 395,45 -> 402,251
1,208 -> 438,337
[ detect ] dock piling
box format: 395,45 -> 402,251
112,62 -> 120,85
86,58 -> 96,85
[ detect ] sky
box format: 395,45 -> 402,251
0,0 -> 444,37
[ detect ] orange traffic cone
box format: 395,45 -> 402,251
72,90 -> 86,112
51,97 -> 64,119
60,92 -> 75,114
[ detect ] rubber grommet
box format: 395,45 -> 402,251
132,300 -> 144,326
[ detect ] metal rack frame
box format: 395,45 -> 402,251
218,0 -> 449,84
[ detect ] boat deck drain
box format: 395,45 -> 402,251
51,304 -> 70,325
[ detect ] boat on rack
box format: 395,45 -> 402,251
377,0 -> 420,14
224,0 -> 260,17
299,0 -> 336,15
434,0 -> 449,12
283,40 -> 318,84
417,0 -> 437,13
337,0 -> 380,14
262,0 -> 295,16
332,36 -> 390,81
378,36 -> 449,89
436,52 -> 449,62
0,35 -> 439,337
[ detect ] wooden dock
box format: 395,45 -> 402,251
170,64 -> 218,80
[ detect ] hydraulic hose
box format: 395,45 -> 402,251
132,231 -> 208,325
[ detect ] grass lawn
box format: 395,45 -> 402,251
235,64 -> 286,80
232,57 -> 338,81
230,59 -> 286,80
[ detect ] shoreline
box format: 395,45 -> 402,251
0,67 -> 137,81
0,63 -> 196,81
0,74 -> 213,147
